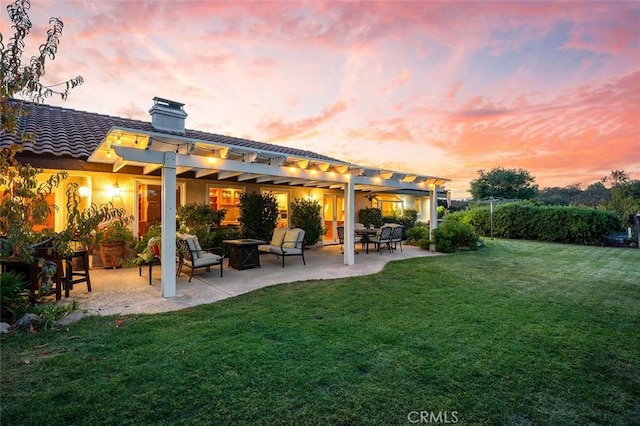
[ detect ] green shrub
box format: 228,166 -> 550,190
195,228 -> 243,253
1,271 -> 31,323
177,203 -> 226,230
432,218 -> 479,253
382,209 -> 418,238
290,197 -> 324,247
239,192 -> 279,241
358,208 -> 383,228
451,202 -> 621,245
405,222 -> 430,245
417,238 -> 432,250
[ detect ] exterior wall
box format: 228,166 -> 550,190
41,168 -> 426,237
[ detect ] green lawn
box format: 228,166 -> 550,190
2,239 -> 639,425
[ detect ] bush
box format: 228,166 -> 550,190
290,197 -> 324,247
405,222 -> 430,245
358,208 -> 383,228
177,203 -> 226,230
382,209 -> 418,239
450,201 -> 622,245
1,271 -> 31,323
432,218 -> 479,253
238,192 -> 279,241
195,227 -> 243,253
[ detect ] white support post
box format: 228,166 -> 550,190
343,179 -> 355,265
429,185 -> 439,234
160,152 -> 177,298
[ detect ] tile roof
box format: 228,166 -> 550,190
0,100 -> 342,163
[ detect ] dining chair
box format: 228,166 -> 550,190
368,225 -> 393,254
389,224 -> 404,252
336,225 -> 362,254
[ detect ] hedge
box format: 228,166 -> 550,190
449,202 -> 621,245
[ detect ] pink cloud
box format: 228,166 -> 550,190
259,100 -> 349,141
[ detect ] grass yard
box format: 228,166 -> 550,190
1,239 -> 639,425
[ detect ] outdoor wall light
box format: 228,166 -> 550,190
79,186 -> 90,198
111,182 -> 122,199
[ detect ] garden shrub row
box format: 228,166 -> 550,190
449,202 -> 621,245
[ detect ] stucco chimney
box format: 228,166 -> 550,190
149,97 -> 187,134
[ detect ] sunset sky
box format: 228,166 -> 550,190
2,0 -> 639,198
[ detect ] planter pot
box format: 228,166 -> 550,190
99,241 -> 126,269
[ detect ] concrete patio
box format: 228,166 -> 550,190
59,244 -> 441,317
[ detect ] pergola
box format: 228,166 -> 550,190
88,127 -> 450,297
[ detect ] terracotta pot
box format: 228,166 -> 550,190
99,241 -> 126,269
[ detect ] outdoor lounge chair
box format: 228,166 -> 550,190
258,228 -> 306,267
176,234 -> 224,282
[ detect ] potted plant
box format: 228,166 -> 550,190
97,220 -> 135,269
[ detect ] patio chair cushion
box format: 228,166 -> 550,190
179,233 -> 202,258
270,228 -> 288,246
259,245 -> 303,256
184,252 -> 222,268
283,228 -> 303,249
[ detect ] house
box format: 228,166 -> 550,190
1,97 -> 450,297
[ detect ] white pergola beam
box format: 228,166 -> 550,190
195,169 -> 218,178
256,175 -> 275,183
112,158 -> 127,172
217,171 -> 243,180
143,164 -> 162,174
237,173 -> 260,182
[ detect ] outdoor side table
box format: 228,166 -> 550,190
139,256 -> 161,285
224,239 -> 266,270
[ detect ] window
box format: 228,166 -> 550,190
264,190 -> 290,228
209,186 -> 243,224
375,196 -> 404,217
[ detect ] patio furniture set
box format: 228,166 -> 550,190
0,241 -> 92,301
140,228 -> 307,283
339,223 -> 404,254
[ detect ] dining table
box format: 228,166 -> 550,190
354,227 -> 379,254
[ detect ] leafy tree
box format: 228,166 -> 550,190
577,182 -> 610,208
538,183 -> 583,206
1,0 -> 83,105
602,170 -> 640,219
469,167 -> 538,200
1,0 -> 83,279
